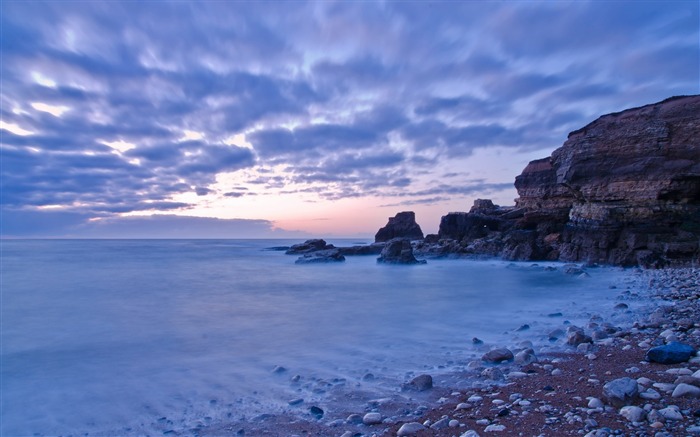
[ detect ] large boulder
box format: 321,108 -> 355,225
377,238 -> 426,264
375,212 -> 424,242
646,342 -> 696,364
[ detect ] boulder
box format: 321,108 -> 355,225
401,374 -> 433,392
603,377 -> 639,407
397,422 -> 426,436
377,238 -> 426,265
336,243 -> 385,256
481,348 -> 514,364
646,342 -> 696,364
374,211 -> 424,242
294,249 -> 345,264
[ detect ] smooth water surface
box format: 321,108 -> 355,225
1,239 -> 643,435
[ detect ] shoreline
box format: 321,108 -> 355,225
198,267 -> 700,437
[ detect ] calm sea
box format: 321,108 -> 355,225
1,239 -> 646,436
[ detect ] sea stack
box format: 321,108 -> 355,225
375,211 -> 424,242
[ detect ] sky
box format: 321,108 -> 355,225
1,0 -> 698,238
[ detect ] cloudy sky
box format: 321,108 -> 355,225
2,1 -> 698,238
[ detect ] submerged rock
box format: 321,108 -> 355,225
401,374 -> 433,392
294,249 -> 345,264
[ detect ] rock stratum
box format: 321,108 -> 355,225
417,95 -> 700,267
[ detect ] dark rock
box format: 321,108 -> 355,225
567,330 -> 593,346
375,211 -> 424,242
377,238 -> 426,265
309,406 -> 324,419
516,324 -> 530,331
603,377 -> 639,407
472,337 -> 484,345
336,243 -> 385,256
481,348 -> 514,363
402,374 -> 433,392
286,239 -> 334,254
294,249 -> 345,264
646,341 -> 696,364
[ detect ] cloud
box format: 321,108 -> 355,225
1,0 -> 697,234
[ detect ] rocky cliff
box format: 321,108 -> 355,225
416,95 -> 700,267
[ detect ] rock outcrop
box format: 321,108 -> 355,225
286,239 -> 335,254
295,249 -> 345,264
416,95 -> 700,267
377,238 -> 426,265
375,212 -> 424,242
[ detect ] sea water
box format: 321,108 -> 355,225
1,239 -> 647,436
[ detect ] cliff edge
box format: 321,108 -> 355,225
417,95 -> 700,267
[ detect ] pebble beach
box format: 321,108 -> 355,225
201,267 -> 700,437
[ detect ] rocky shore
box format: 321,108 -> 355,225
198,267 -> 699,437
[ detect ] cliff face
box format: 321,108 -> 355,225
420,95 -> 700,267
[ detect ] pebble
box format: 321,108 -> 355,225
619,405 -> 646,422
666,367 -> 693,375
362,412 -> 382,425
475,418 -> 489,425
587,397 -> 604,409
602,377 -> 639,407
397,422 -> 426,436
671,382 -> 700,398
639,388 -> 661,400
455,403 -> 471,410
430,417 -> 449,430
449,419 -> 459,427
658,406 -> 683,421
482,348 -> 514,363
484,424 -> 506,432
460,431 -> 481,437
468,395 -> 483,403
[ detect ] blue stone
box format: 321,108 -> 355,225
646,342 -> 696,364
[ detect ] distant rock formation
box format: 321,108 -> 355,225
295,249 -> 346,264
415,95 -> 700,267
286,239 -> 334,254
375,211 -> 424,242
377,238 -> 426,265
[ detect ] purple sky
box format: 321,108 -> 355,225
1,1 -> 698,238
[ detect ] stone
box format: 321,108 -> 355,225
484,424 -> 506,432
619,405 -> 646,422
396,422 -> 426,436
377,238 -> 426,265
362,412 -> 382,425
646,342 -> 696,364
374,211 -> 424,242
587,397 -> 604,409
658,406 -> 683,421
481,367 -> 504,381
401,374 -> 433,392
430,418 -> 449,430
481,348 -> 514,363
309,405 -> 324,419
567,330 -> 593,346
460,431 -> 481,437
295,249 -> 345,264
514,348 -> 538,364
672,383 -> 700,398
603,377 -> 639,407
346,413 -> 363,424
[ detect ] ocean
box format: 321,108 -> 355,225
1,239 -> 648,436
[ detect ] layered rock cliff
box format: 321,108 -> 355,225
417,95 -> 700,267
